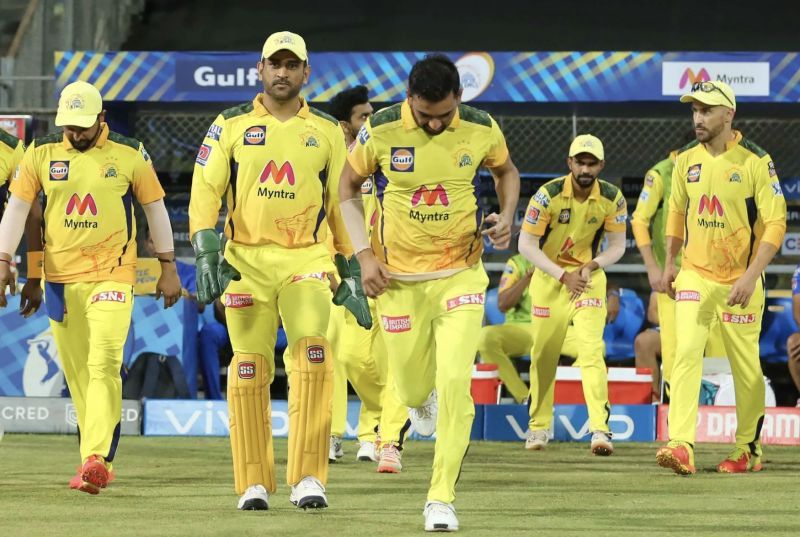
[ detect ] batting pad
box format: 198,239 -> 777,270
228,353 -> 276,495
287,336 -> 334,486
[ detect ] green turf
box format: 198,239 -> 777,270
1,435 -> 799,536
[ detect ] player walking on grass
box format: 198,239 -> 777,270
327,85 -> 411,472
339,54 -> 520,532
656,81 -> 786,475
189,31 -> 363,511
518,134 -> 627,456
0,80 -> 181,494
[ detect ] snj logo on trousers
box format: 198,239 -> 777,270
411,184 -> 449,207
307,345 -> 325,363
238,361 -> 256,379
291,272 -> 327,283
91,291 -> 126,303
676,290 -> 701,302
533,306 -> 550,318
446,293 -> 485,311
65,193 -> 97,216
49,161 -> 70,181
722,312 -> 756,324
390,147 -> 415,172
224,293 -> 254,308
575,298 -> 603,309
382,315 -> 411,333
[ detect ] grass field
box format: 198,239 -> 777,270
1,435 -> 800,536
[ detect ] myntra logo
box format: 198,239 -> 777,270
411,184 -> 449,207
679,68 -> 710,89
698,194 -> 724,216
259,161 -> 295,185
65,193 -> 97,216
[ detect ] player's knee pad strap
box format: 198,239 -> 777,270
287,336 -> 334,486
228,353 -> 275,495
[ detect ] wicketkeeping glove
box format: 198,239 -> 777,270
191,229 -> 241,305
332,253 -> 373,329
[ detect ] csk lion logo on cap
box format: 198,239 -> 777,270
66,94 -> 85,110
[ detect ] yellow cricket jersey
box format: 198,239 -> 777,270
347,101 -> 509,276
521,175 -> 627,268
9,124 -> 164,285
0,131 -> 24,217
631,152 -> 678,269
189,95 -> 351,254
666,131 -> 787,285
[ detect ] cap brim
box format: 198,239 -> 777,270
679,93 -> 732,108
570,150 -> 604,160
55,112 -> 97,128
263,46 -> 307,62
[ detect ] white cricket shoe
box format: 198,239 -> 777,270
329,435 -> 343,462
410,390 -> 438,437
290,476 -> 328,509
525,429 -> 548,450
590,431 -> 614,456
356,440 -> 378,462
424,501 -> 459,532
237,484 -> 269,511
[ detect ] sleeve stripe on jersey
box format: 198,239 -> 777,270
745,196 -> 757,265
312,168 -> 327,242
115,186 -> 134,268
228,158 -> 239,240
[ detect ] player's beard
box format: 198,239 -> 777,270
575,174 -> 596,189
421,123 -> 447,136
695,122 -> 722,143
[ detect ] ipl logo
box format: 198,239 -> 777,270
23,329 -> 65,397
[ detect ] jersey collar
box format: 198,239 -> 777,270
61,122 -> 109,151
253,94 -> 310,119
563,174 -> 601,200
400,100 -> 461,131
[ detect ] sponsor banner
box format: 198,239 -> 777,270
657,405 -> 800,446
0,396 -> 140,435
782,178 -> 800,201
0,115 -> 31,140
483,404 -> 656,442
781,232 -> 800,256
55,51 -> 800,103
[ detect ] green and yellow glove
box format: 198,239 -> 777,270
191,229 -> 241,305
332,253 -> 372,329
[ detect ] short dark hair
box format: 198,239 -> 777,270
329,85 -> 369,122
408,54 -> 461,102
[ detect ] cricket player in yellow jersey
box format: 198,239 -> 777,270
0,81 -> 181,494
189,31 -> 361,511
657,82 -> 786,475
339,54 -> 520,532
518,134 -> 627,456
327,86 -> 411,471
0,128 -> 44,316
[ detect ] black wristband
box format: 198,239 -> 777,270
158,258 -> 175,263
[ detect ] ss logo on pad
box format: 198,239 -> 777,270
307,345 -> 325,363
238,362 -> 256,379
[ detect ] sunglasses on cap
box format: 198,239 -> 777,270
690,82 -> 735,108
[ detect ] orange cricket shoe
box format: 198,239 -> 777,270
656,441 -> 696,475
70,455 -> 113,495
716,448 -> 762,473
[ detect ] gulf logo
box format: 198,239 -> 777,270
49,161 -> 69,181
390,147 -> 415,172
244,126 -> 266,145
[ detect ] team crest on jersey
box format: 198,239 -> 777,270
206,124 -> 223,141
728,168 -> 742,183
196,144 -> 212,166
453,149 -> 474,168
101,163 -> 118,179
244,126 -> 266,145
238,361 -> 256,379
307,345 -> 326,363
49,161 -> 69,181
300,132 -> 319,148
390,147 -> 415,172
687,164 -> 702,183
558,208 -> 571,224
525,206 -> 540,225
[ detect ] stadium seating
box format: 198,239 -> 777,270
759,296 -> 798,363
603,289 -> 646,361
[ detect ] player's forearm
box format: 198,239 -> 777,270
519,232 -> 564,282
338,163 -> 370,255
664,236 -> 682,266
631,220 -> 652,248
497,276 -> 530,312
638,243 -> 659,272
493,162 -> 521,224
0,194 -> 32,259
743,242 -> 779,281
142,199 -> 175,256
